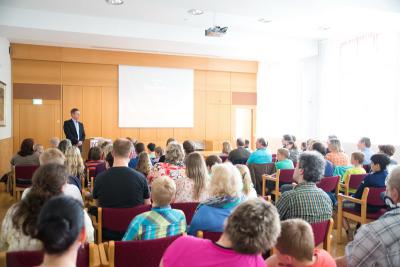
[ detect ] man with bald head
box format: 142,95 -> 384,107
336,166 -> 400,267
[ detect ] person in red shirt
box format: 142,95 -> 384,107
266,218 -> 336,267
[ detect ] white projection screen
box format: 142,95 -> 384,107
118,65 -> 194,127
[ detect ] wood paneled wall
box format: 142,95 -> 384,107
11,44 -> 258,151
0,138 -> 13,176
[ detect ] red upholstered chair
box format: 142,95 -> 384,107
95,205 -> 152,243
220,155 -> 228,162
99,235 -> 181,267
196,231 -> 223,242
6,243 -> 100,267
317,176 -> 340,197
248,163 -> 275,195
337,187 -> 387,242
272,154 -> 277,163
262,169 -> 295,201
171,202 -> 199,225
13,165 -> 39,200
311,218 -> 334,254
340,173 -> 367,196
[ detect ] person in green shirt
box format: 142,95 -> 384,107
341,152 -> 366,193
275,148 -> 294,170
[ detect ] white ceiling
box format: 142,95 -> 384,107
1,0 -> 400,61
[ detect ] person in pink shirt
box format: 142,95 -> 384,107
160,199 -> 281,267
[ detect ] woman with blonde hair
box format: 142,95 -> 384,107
65,146 -> 85,191
235,164 -> 257,200
326,138 -> 349,166
136,151 -> 153,180
175,152 -> 209,203
221,141 -> 232,156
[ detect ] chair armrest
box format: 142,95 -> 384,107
338,194 -> 363,204
264,175 -> 277,182
98,243 -> 109,267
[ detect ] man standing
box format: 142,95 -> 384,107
63,108 -> 85,147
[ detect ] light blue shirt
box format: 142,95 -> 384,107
247,147 -> 272,164
72,119 -> 79,139
362,147 -> 374,165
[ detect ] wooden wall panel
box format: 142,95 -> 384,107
82,87 -> 102,137
205,71 -> 231,92
13,104 -> 20,152
13,60 -> 61,84
62,85 -> 83,122
62,63 -> 118,87
231,73 -> 257,92
0,138 -> 13,176
119,128 -> 139,140
101,87 -> 120,139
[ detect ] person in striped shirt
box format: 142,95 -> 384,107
122,176 -> 186,241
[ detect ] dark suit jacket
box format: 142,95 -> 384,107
63,119 -> 86,144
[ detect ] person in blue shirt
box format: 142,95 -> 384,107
311,142 -> 334,177
246,138 -> 272,164
128,142 -> 145,169
357,137 -> 374,165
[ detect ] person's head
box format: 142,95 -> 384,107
274,219 -> 315,265
58,139 -> 72,154
12,164 -> 68,236
147,143 -> 156,153
183,140 -> 195,156
134,142 -> 145,155
33,144 -> 44,154
378,144 -> 396,157
36,196 -> 85,256
155,146 -> 164,158
49,137 -> 60,148
223,199 -> 281,254
286,140 -> 297,150
70,108 -> 80,121
166,138 -> 176,146
351,152 -> 365,166
209,162 -> 242,198
301,142 -> 307,152
136,152 -> 151,176
235,164 -> 254,196
185,152 -> 208,200
282,134 -> 293,147
18,138 -> 35,157
244,139 -> 250,148
236,138 -> 245,148
165,143 -> 185,165
277,148 -> 290,161
327,135 -> 337,142
102,144 -> 113,160
88,146 -> 102,161
205,155 -> 222,173
357,137 -> 371,150
370,153 -> 391,172
385,166 -> 400,204
294,151 -> 325,183
112,138 -> 133,160
256,137 -> 268,149
222,141 -> 232,155
151,176 -> 176,207
40,148 -> 65,165
64,146 -> 84,177
105,151 -> 114,169
311,142 -> 327,156
328,138 -> 342,152
306,139 -> 317,151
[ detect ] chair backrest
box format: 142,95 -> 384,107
170,202 -> 199,225
272,154 -> 277,163
277,169 -> 295,184
367,187 -> 386,206
310,220 -> 331,247
363,164 -> 371,173
348,174 -> 367,190
101,205 -> 152,232
220,155 -> 228,162
197,231 -> 223,242
14,165 -> 39,187
112,235 -> 181,267
317,176 -> 340,193
248,163 -> 275,195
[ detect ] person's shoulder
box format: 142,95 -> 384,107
171,209 -> 186,218
314,249 -> 336,266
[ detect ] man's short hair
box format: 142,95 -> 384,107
351,152 -> 365,165
298,151 -> 325,182
245,139 -> 250,146
360,137 -> 371,148
113,138 -> 133,158
40,148 -> 66,165
205,155 -> 222,168
224,199 -> 281,254
371,153 -> 391,170
135,142 -> 145,154
387,166 -> 400,197
151,176 -> 176,206
311,142 -> 327,156
70,108 -> 79,115
147,143 -> 156,152
257,138 -> 268,147
275,219 -> 314,262
236,138 -> 245,147
49,137 -> 60,147
183,140 -> 195,155
378,144 -> 396,157
277,148 -> 289,159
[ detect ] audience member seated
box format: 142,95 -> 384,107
0,164 -> 93,251
35,196 -> 86,267
266,219 -> 336,267
161,199 -> 281,267
86,146 -> 104,169
326,139 -> 350,166
33,144 -> 44,155
357,137 -> 374,165
154,146 -> 164,164
159,138 -> 176,163
175,152 -> 209,203
221,141 -> 232,158
244,139 -> 252,152
65,146 -> 84,191
205,155 -> 222,174
58,139 -> 72,154
311,142 -> 334,177
49,137 -> 60,148
228,138 -> 251,165
246,137 -> 272,165
135,151 -> 153,180
379,144 -> 398,172
147,142 -> 156,159
275,148 -> 294,170
276,151 -> 333,223
188,162 -> 242,235
100,142 -> 113,160
183,140 -> 195,159
236,164 -> 257,200
282,134 -> 293,148
336,166 -> 400,267
286,137 -> 300,163
105,151 -> 113,169
341,152 -> 366,187
10,138 -> 40,166
128,142 -> 145,169
153,142 -> 186,182
123,176 -> 186,241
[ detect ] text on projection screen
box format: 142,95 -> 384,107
119,65 -> 194,128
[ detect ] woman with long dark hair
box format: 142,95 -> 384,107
10,138 -> 40,166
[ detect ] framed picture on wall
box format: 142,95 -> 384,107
0,81 -> 5,126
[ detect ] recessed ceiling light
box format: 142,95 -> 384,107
258,18 -> 272,24
106,0 -> 124,5
188,9 -> 204,15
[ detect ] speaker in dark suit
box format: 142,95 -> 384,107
63,108 -> 86,146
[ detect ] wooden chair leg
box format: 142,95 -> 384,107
337,203 -> 343,243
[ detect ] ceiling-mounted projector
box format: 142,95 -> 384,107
205,26 -> 228,37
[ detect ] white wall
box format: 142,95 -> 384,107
0,37 -> 12,140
